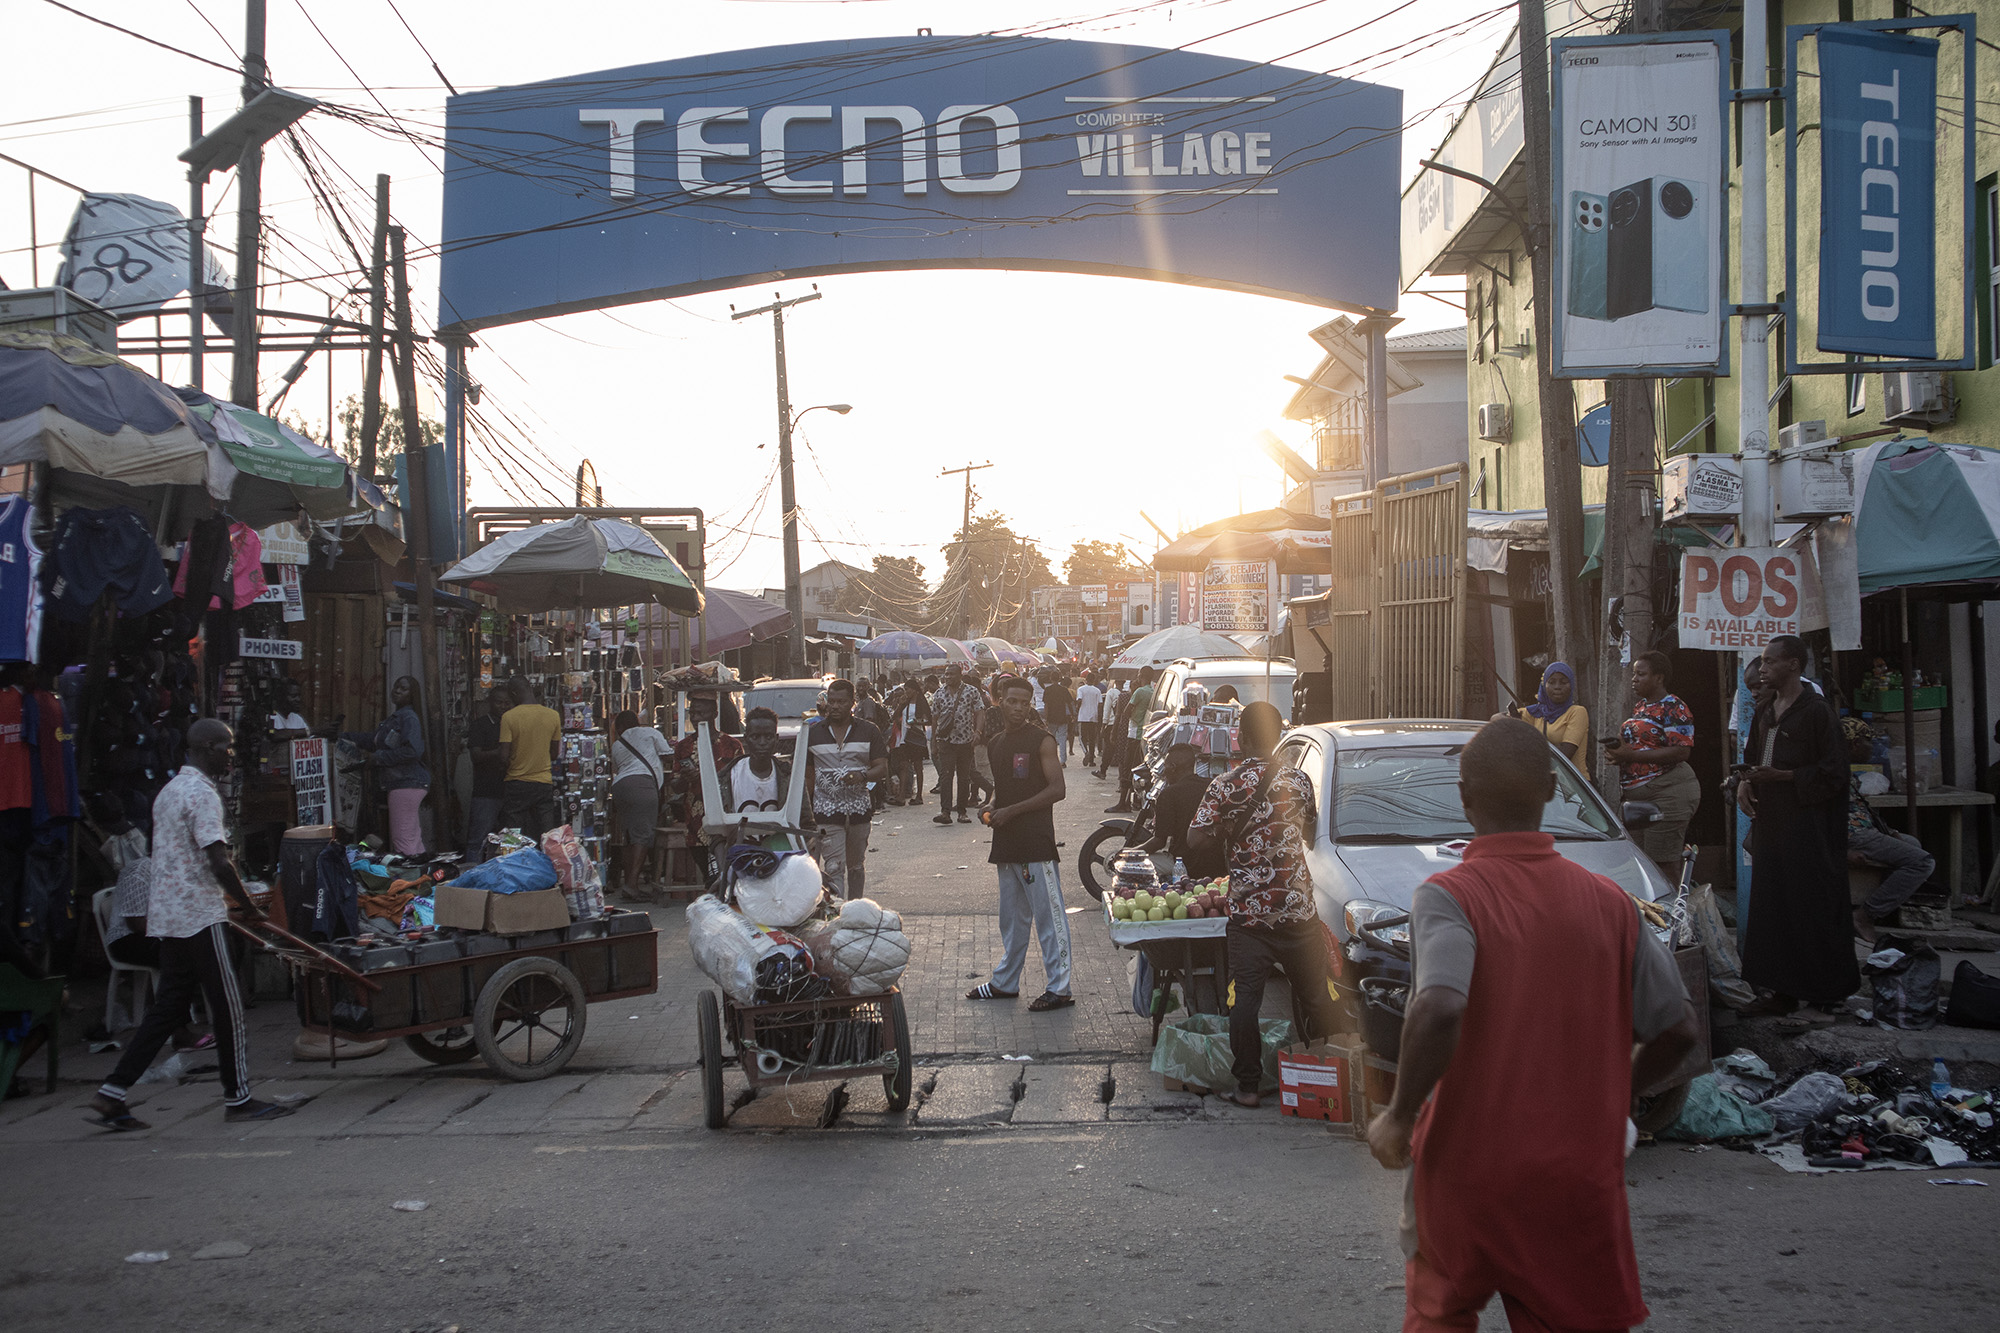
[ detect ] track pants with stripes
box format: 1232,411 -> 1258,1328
101,923 -> 250,1107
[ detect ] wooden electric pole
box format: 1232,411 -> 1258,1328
227,0 -> 266,408
359,173 -> 390,480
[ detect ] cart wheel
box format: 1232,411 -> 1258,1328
472,957 -> 587,1081
697,989 -> 726,1129
403,1027 -> 480,1065
883,991 -> 914,1112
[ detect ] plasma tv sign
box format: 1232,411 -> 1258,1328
1549,33 -> 1731,378
438,36 -> 1403,331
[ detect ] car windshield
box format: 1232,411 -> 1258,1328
1332,744 -> 1619,843
744,686 -> 820,719
1188,673 -> 1295,721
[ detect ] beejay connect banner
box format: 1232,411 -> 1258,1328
1549,34 -> 1729,379
1816,28 -> 1938,360
436,36 -> 1404,332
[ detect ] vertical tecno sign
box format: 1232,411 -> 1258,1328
1549,33 -> 1730,378
1817,28 -> 1939,360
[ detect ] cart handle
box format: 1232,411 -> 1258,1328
229,916 -> 383,993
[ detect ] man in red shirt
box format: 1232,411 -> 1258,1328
1367,718 -> 1697,1332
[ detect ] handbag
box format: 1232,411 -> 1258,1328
1946,959 -> 2000,1029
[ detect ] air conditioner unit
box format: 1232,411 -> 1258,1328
1882,371 -> 1954,427
1476,403 -> 1511,443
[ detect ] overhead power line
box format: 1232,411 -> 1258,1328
37,0 -> 241,75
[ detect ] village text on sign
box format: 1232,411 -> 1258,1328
1677,545 -> 1829,650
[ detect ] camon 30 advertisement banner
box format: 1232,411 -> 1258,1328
437,36 -> 1403,331
1549,33 -> 1730,378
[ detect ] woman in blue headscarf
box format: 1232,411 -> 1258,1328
1497,661 -> 1588,761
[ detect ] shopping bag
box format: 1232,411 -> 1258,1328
1865,935 -> 1941,1030
1686,884 -> 1756,1009
1149,1013 -> 1292,1094
1659,1072 -> 1777,1141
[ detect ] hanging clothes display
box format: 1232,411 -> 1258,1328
0,493 -> 42,664
39,506 -> 173,623
173,520 -> 266,610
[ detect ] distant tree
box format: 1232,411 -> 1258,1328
931,511 -> 1053,640
835,554 -> 929,625
1063,538 -> 1147,588
332,393 -> 442,479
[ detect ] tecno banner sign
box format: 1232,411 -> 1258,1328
1678,546 -> 1829,651
438,37 -> 1403,330
1548,33 -> 1730,378
1817,28 -> 1939,359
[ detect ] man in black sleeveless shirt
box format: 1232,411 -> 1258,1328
965,677 -> 1074,1010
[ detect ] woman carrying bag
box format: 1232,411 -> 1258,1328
610,709 -> 673,902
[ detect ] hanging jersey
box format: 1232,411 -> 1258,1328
0,688 -> 30,810
0,496 -> 42,663
25,689 -> 78,825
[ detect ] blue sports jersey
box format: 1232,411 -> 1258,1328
0,495 -> 39,663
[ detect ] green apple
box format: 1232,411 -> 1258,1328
1149,905 -> 1167,922
1173,905 -> 1189,920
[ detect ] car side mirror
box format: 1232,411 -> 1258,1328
1621,800 -> 1663,828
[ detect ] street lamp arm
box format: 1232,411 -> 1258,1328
789,402 -> 853,431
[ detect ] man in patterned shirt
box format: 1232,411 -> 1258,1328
1187,701 -> 1339,1107
930,665 -> 986,826
88,719 -> 292,1129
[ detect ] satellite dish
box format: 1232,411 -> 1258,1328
1578,403 -> 1611,468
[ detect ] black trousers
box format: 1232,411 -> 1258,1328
500,780 -> 559,840
1226,918 -> 1340,1092
937,741 -> 976,814
103,923 -> 249,1106
1080,720 -> 1101,765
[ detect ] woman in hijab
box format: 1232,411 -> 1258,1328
1498,661 -> 1588,762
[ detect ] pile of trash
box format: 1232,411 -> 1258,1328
1663,1049 -> 2000,1170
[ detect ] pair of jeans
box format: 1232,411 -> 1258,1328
463,795 -> 502,862
1080,720 -> 1101,766
893,746 -> 925,802
1854,825 -> 1936,919
500,780 -> 558,840
816,818 -> 871,899
1050,723 -> 1070,764
1225,917 -> 1340,1092
937,740 -> 976,814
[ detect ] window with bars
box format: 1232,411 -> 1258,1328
1982,177 -> 1999,370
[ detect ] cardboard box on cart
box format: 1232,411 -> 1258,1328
434,884 -> 571,934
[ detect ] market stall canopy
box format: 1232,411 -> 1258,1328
1112,624 -> 1253,670
1851,440 -> 2000,593
0,329 -> 226,499
936,637 -> 975,663
176,389 -> 379,526
698,587 -> 791,653
1150,507 -> 1333,575
859,629 -> 948,662
440,516 -> 703,613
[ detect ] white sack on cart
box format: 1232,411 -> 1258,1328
803,897 -> 911,996
686,894 -> 781,1004
733,853 -> 824,929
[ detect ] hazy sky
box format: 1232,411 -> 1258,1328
2,0 -> 1510,591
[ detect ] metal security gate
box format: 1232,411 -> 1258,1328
1325,464 -> 1467,720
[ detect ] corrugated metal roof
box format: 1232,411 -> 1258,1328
1389,326 -> 1465,352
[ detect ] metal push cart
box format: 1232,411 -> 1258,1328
684,718 -> 915,1128
236,912 -> 659,1081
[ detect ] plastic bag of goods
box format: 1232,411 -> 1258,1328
732,850 -> 824,929
541,824 -> 605,919
686,894 -> 785,1003
800,897 -> 911,996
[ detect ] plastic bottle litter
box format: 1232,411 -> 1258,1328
1932,1058 -> 1952,1102
134,1052 -> 192,1086
1172,857 -> 1187,885
392,1200 -> 429,1212
124,1251 -> 170,1264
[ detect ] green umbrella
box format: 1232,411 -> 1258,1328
440,516 -> 703,613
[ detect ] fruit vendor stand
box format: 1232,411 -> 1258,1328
1102,851 -> 1232,1045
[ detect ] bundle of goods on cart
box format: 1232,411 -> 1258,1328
686,848 -> 911,1004
657,659 -> 740,693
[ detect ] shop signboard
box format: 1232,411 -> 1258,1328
239,635 -> 303,660
280,565 -> 305,622
437,37 -> 1403,333
1548,33 -> 1730,378
257,523 -> 311,565
291,738 -> 329,827
1080,585 -> 1108,609
1202,559 -> 1273,633
1677,545 -> 1829,651
1816,28 -> 1938,359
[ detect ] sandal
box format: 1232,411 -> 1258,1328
1027,991 -> 1075,1012
86,1095 -> 149,1132
965,983 -> 1019,1001
224,1099 -> 297,1123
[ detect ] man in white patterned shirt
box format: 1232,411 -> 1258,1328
930,665 -> 986,826
88,719 -> 293,1129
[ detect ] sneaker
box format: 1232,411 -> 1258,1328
225,1099 -> 297,1123
932,813 -> 953,825
956,812 -> 973,824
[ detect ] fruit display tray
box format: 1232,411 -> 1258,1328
1101,894 -> 1228,945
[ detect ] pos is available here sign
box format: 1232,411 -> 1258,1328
1678,546 -> 1828,651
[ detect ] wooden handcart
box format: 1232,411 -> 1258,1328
695,984 -> 912,1129
234,912 -> 659,1081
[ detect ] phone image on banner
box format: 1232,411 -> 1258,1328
1567,191 -> 1609,321
1607,178 -> 1708,319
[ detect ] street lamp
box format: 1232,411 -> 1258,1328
792,403 -> 852,430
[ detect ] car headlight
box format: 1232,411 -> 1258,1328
1344,899 -> 1409,946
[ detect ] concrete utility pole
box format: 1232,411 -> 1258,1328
227,0 -> 266,408
939,461 -> 993,639
186,96 -> 205,393
1738,0 -> 1773,551
732,290 -> 823,676
1516,0 -> 1590,696
359,174 -> 390,480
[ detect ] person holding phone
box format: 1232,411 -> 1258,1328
1496,661 -> 1587,763
1604,651 -> 1699,881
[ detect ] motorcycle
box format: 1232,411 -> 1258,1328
1076,758 -> 1161,901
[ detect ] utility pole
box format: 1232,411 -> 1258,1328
1738,0 -> 1773,552
388,226 -> 451,846
227,0 -> 267,408
186,96 -> 205,393
731,290 -> 823,677
1516,0 -> 1590,700
359,173 -> 390,480
939,460 -> 993,639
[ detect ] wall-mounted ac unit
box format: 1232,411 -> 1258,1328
1882,371 -> 1954,427
1476,402 -> 1511,443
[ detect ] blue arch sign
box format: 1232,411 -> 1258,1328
437,36 -> 1404,330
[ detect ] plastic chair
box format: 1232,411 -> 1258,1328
93,888 -> 155,1032
0,963 -> 63,1094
